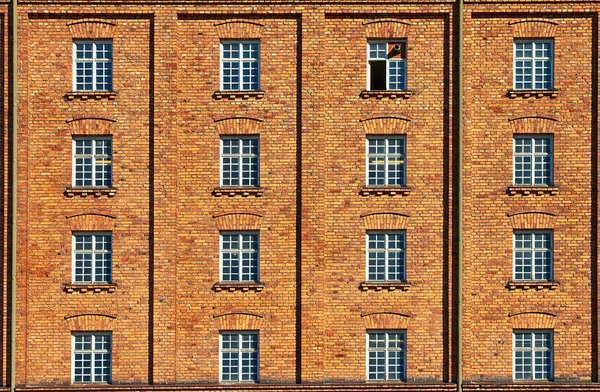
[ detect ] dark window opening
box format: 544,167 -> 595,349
369,61 -> 386,90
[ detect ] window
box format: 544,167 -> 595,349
221,41 -> 260,91
73,233 -> 112,283
73,41 -> 113,92
514,135 -> 552,186
514,231 -> 552,281
220,332 -> 259,382
221,137 -> 259,187
367,136 -> 406,187
367,331 -> 406,381
367,41 -> 407,91
514,40 -> 553,90
73,137 -> 112,188
514,331 -> 553,381
367,232 -> 406,282
221,232 -> 259,282
72,332 -> 111,383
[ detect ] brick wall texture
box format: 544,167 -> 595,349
4,0 -> 600,391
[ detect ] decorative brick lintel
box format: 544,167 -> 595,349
15,383 -> 457,392
65,91 -> 118,101
507,186 -> 558,196
360,90 -> 412,99
360,186 -> 411,196
507,281 -> 559,291
63,283 -> 117,293
213,90 -> 265,100
462,382 -> 600,391
212,187 -> 264,197
213,282 -> 265,292
507,89 -> 559,99
360,281 -> 412,292
65,187 -> 118,198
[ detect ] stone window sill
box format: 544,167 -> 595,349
213,282 -> 265,292
507,281 -> 559,291
213,90 -> 265,100
65,91 -> 117,101
213,187 -> 264,197
63,283 -> 117,293
360,90 -> 412,99
507,89 -> 559,99
507,186 -> 558,196
360,186 -> 411,196
360,281 -> 411,292
65,187 -> 117,198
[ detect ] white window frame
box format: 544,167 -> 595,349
514,40 -> 554,90
220,40 -> 260,91
513,230 -> 553,281
220,232 -> 260,282
72,332 -> 112,384
366,136 -> 406,187
513,135 -> 553,186
72,232 -> 112,284
73,40 -> 113,92
367,40 -> 408,91
366,231 -> 406,282
72,136 -> 113,188
513,330 -> 553,381
220,136 -> 260,187
220,331 -> 259,383
366,330 -> 407,382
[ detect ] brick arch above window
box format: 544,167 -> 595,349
509,116 -> 558,134
361,212 -> 410,230
509,19 -> 557,38
214,20 -> 265,39
509,311 -> 557,329
67,19 -> 117,39
67,213 -> 116,232
214,312 -> 263,330
214,117 -> 263,135
67,116 -> 116,136
363,19 -> 410,39
507,211 -> 557,229
360,116 -> 410,135
64,313 -> 117,331
213,213 -> 263,231
361,312 -> 411,329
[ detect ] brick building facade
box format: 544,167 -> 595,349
2,0 -> 600,391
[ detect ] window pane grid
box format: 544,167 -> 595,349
221,233 -> 259,282
514,231 -> 552,281
514,41 -> 553,90
73,137 -> 112,188
221,137 -> 259,187
221,42 -> 259,91
514,136 -> 552,186
73,233 -> 112,283
367,331 -> 406,382
73,333 -> 111,384
367,232 -> 406,282
221,332 -> 258,383
368,42 -> 407,91
367,137 -> 406,187
514,331 -> 552,381
74,41 -> 113,91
